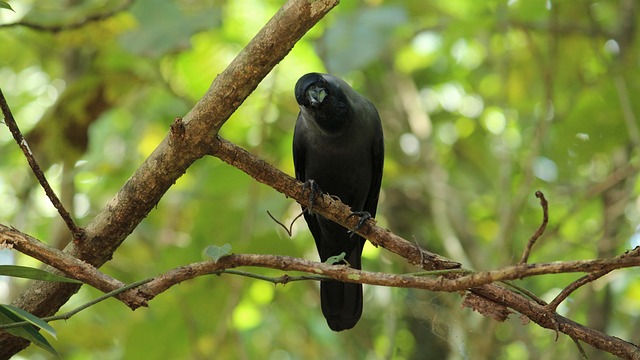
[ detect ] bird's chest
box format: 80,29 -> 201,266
303,136 -> 372,207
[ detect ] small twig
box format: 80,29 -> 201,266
0,0 -> 134,33
0,278 -> 152,330
266,210 -> 304,237
571,337 -> 589,359
547,271 -> 610,312
0,89 -> 84,241
501,280 -> 547,306
547,247 -> 640,312
519,191 -> 549,264
221,269 -> 330,284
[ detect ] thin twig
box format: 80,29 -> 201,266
0,0 -> 135,33
548,271 -> 610,312
221,269 -> 330,284
266,210 -> 304,237
0,89 -> 84,240
547,243 -> 640,313
571,337 -> 589,359
501,280 -> 547,306
519,191 -> 549,264
0,278 -> 152,330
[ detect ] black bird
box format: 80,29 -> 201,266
292,73 -> 384,331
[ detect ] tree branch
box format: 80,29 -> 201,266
0,0 -> 339,356
207,136 -> 640,358
137,250 -> 640,302
209,135 -> 461,270
519,190 -> 549,264
3,212 -> 640,357
0,225 -> 146,308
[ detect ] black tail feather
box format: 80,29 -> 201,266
320,280 -> 363,331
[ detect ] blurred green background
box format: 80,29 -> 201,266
1,0 -> 639,359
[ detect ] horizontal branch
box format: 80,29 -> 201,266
6,217 -> 638,311
3,218 -> 640,357
138,249 -> 640,301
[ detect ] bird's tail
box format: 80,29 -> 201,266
320,280 -> 363,331
319,243 -> 364,331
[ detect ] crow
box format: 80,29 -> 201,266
293,72 -> 384,331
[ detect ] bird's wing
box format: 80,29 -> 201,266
293,116 -> 324,254
363,116 -> 384,218
292,117 -> 305,182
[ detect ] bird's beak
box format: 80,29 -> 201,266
307,85 -> 327,107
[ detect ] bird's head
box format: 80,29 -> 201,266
295,73 -> 352,133
295,72 -> 330,108
306,84 -> 328,107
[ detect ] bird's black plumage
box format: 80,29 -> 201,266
292,73 -> 384,331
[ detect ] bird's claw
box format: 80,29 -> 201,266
302,179 -> 323,214
347,211 -> 372,237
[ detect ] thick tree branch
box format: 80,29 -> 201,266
0,0 -> 339,356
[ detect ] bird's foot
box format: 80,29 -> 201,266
302,179 -> 323,214
347,211 -> 372,237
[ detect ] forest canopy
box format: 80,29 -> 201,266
1,0 -> 639,359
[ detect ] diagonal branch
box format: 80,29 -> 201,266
0,0 -> 340,356
209,135 -> 461,270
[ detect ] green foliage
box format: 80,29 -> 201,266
0,305 -> 58,357
1,0 -> 639,359
0,265 -> 81,283
0,2 -> 13,12
204,243 -> 232,263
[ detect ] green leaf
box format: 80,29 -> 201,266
325,252 -> 346,265
2,304 -> 57,338
205,244 -> 232,263
0,265 -> 81,283
0,2 -> 14,11
0,306 -> 59,357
